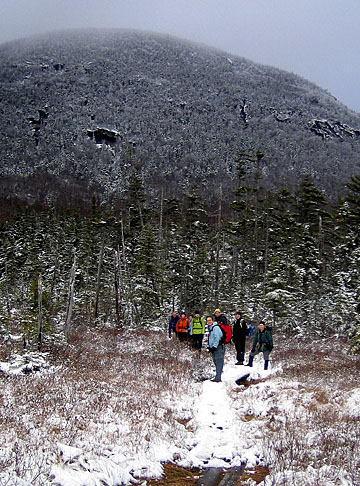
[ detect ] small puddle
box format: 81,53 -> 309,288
146,463 -> 267,485
146,464 -> 246,486
197,467 -> 222,486
197,466 -> 245,486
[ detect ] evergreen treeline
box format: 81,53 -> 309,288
1,154 -> 360,352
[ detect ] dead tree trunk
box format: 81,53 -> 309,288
94,239 -> 105,320
38,274 -> 43,351
64,254 -> 76,339
214,185 -> 222,303
114,250 -> 122,328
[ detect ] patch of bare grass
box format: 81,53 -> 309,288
146,463 -> 200,485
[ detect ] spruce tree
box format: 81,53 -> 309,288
132,223 -> 161,323
294,176 -> 330,292
178,189 -> 210,312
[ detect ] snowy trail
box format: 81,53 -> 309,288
183,356 -> 271,470
187,379 -> 240,468
51,354 -> 273,486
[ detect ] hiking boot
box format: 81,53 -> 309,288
245,356 -> 253,367
210,378 -> 222,382
235,361 -> 243,365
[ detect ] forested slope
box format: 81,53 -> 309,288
1,29 -> 360,210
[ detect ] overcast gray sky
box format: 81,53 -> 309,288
1,0 -> 359,112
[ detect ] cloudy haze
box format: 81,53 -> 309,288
1,0 -> 359,112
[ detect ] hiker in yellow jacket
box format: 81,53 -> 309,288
190,310 -> 205,350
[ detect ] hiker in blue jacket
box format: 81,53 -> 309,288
168,311 -> 180,338
207,315 -> 225,382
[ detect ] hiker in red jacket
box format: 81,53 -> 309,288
176,312 -> 190,342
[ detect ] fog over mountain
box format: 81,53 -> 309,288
1,29 -> 360,207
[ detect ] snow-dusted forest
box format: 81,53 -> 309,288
1,153 -> 360,346
2,29 -> 360,208
1,150 -> 360,485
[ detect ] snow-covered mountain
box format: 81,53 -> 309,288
1,29 -> 360,207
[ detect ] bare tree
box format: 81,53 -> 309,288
214,184 -> 222,303
94,239 -> 105,320
64,254 -> 76,338
37,274 -> 43,351
114,250 -> 122,328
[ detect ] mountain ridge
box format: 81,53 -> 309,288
1,28 -> 360,207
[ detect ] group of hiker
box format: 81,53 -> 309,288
168,309 -> 273,382
168,310 -> 206,349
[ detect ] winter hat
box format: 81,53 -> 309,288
194,310 -> 200,315
214,308 -> 221,313
181,312 -> 186,317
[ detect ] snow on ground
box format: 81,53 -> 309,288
49,354 -> 279,486
180,359 -> 273,470
2,334 -> 360,486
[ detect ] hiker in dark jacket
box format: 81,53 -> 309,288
232,312 -> 248,365
246,321 -> 273,370
168,311 -> 180,338
214,308 -> 227,325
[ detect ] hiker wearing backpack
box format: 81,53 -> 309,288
188,315 -> 193,338
214,308 -> 227,326
247,323 -> 255,338
176,312 -> 189,342
214,308 -> 233,345
168,311 -> 180,338
246,320 -> 273,370
232,311 -> 248,365
191,311 -> 205,350
206,315 -> 225,382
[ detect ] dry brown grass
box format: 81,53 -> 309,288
238,466 -> 270,484
272,334 -> 360,390
256,333 -> 360,485
2,328 -> 360,485
147,464 -> 200,485
0,327 -> 205,484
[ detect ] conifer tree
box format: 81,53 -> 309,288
226,152 -> 254,292
264,255 -> 294,326
332,175 -> 360,347
294,176 -> 330,292
178,189 -> 210,312
159,197 -> 183,311
267,188 -> 298,288
132,223 -> 161,322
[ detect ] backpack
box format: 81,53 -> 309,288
217,322 -> 233,344
247,324 -> 255,337
265,325 -> 272,336
264,325 -> 273,351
